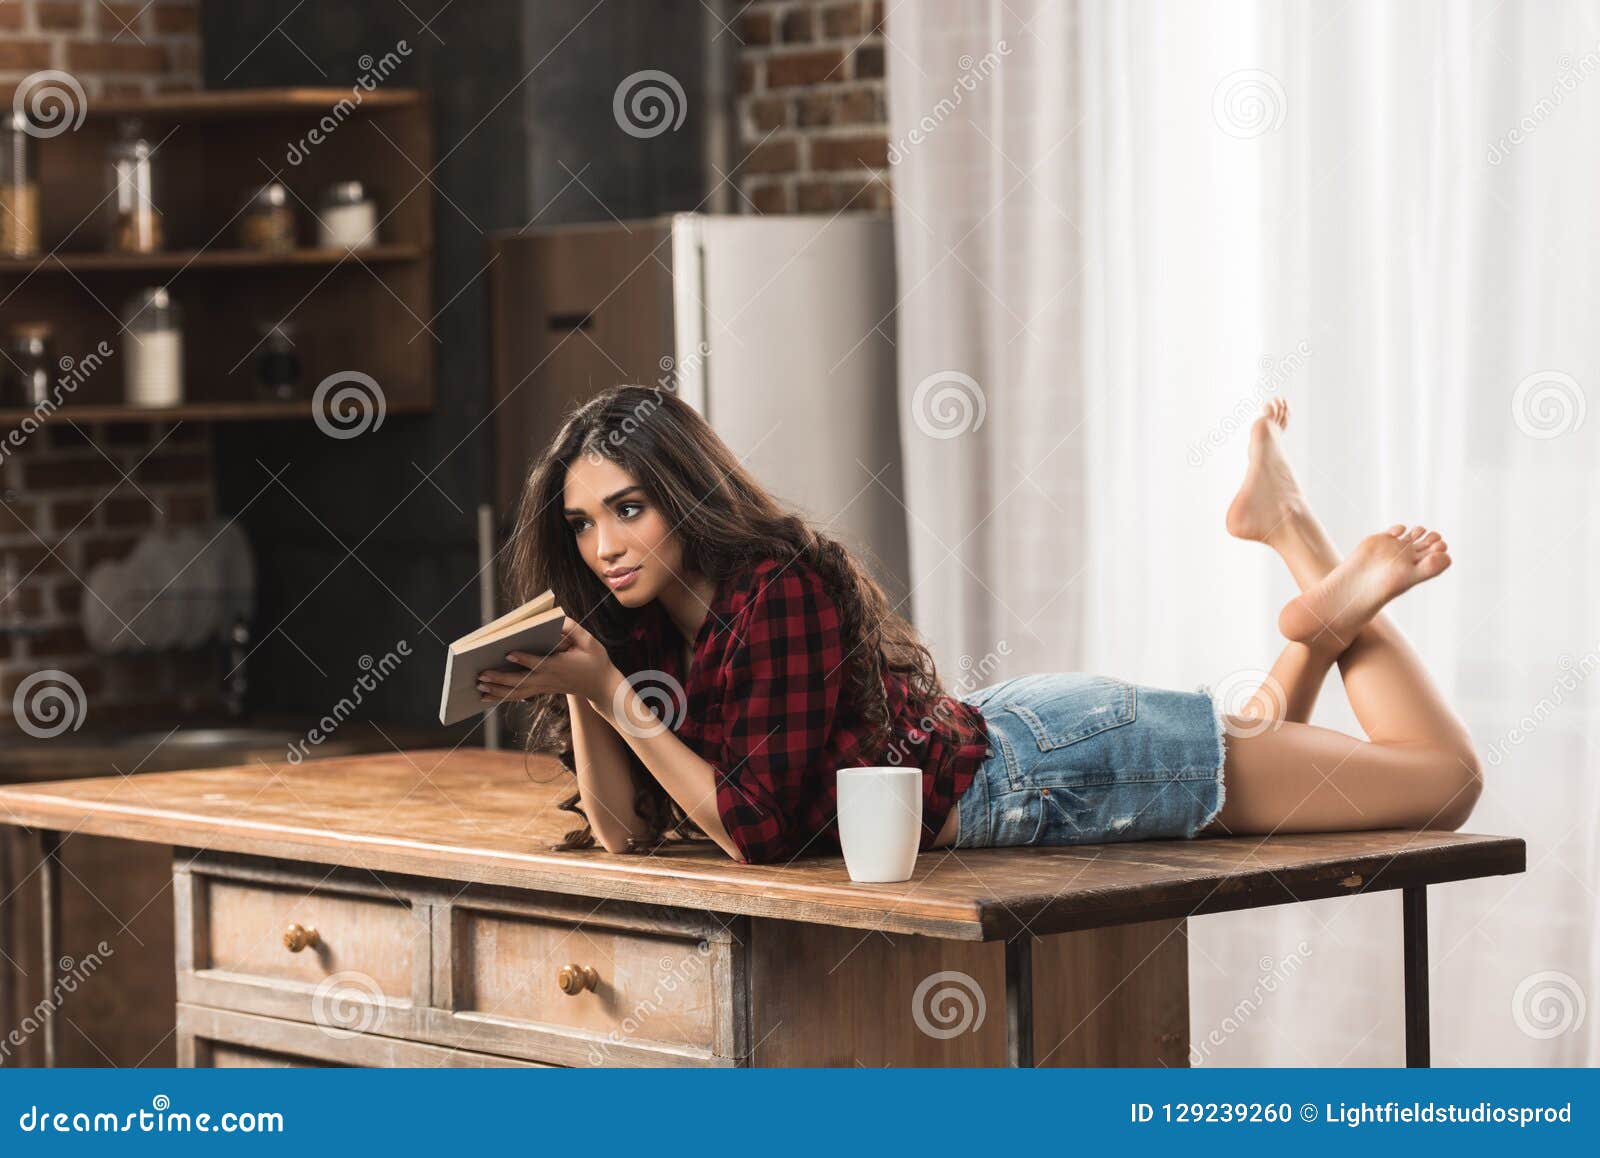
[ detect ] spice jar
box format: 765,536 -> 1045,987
254,320 -> 302,398
1,111 -> 40,257
107,119 -> 162,253
239,181 -> 296,252
122,288 -> 184,407
316,180 -> 377,250
2,322 -> 54,407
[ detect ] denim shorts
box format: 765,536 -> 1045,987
950,673 -> 1228,849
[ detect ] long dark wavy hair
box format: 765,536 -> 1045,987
506,384 -> 949,853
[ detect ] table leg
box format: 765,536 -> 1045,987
1402,885 -> 1430,1068
1005,932 -> 1034,1068
0,830 -> 12,1060
38,829 -> 61,1069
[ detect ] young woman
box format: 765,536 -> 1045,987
485,387 -> 1482,866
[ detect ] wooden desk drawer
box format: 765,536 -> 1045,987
175,858 -> 430,1035
178,1004 -> 544,1068
427,888 -> 745,1067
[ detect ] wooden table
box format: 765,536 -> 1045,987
0,748 -> 1524,1068
0,720 -> 445,1067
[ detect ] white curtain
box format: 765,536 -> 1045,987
890,0 -> 1600,1065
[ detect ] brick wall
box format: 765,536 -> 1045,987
736,0 -> 891,213
1,0 -> 212,735
1,424 -> 220,731
0,0 -> 199,99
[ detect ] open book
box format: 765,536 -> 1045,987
438,590 -> 567,725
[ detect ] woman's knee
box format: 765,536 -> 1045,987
1423,748 -> 1483,831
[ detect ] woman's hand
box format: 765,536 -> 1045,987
477,617 -> 622,708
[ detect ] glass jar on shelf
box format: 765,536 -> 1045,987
239,181 -> 296,253
1,110 -> 40,258
122,287 -> 184,407
107,119 -> 163,254
2,322 -> 54,407
316,180 -> 378,250
254,320 -> 302,399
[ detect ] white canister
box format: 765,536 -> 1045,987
122,287 -> 184,406
317,180 -> 378,249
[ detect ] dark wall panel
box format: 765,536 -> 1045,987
200,1 -> 725,733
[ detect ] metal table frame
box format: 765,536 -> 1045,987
998,884 -> 1431,1068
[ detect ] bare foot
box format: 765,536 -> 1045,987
1278,525 -> 1452,648
1225,399 -> 1305,543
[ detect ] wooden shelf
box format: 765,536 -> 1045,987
86,87 -> 424,119
2,87 -> 435,424
0,244 -> 426,274
0,397 -> 433,425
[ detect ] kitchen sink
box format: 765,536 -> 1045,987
122,727 -> 305,750
0,719 -> 440,781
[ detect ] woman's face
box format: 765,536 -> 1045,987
561,453 -> 685,608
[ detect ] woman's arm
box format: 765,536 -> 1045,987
481,622 -> 748,862
587,669 -> 744,862
566,691 -> 654,853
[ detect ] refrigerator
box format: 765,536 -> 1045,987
487,213 -> 909,603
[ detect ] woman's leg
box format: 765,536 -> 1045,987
1204,404 -> 1482,833
1205,714 -> 1481,834
1206,571 -> 1481,835
1225,400 -> 1348,725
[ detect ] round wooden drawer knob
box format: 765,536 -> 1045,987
283,922 -> 320,953
557,963 -> 598,996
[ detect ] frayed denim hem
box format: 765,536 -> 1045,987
1190,683 -> 1230,838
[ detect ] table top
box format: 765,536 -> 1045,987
0,747 -> 1526,941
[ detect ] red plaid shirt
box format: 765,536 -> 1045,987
615,556 -> 989,864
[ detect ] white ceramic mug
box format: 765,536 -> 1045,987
836,767 -> 923,882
